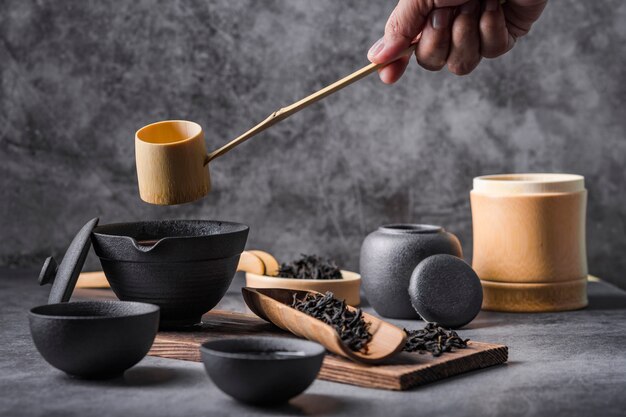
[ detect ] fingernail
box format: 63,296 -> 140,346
432,9 -> 451,30
368,37 -> 385,59
460,1 -> 478,14
485,0 -> 499,11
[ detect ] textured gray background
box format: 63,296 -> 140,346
1,1 -> 625,288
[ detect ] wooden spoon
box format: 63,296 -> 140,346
241,287 -> 406,364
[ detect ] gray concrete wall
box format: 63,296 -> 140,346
1,1 -> 625,288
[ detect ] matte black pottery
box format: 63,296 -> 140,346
200,337 -> 325,405
32,218 -> 160,379
360,224 -> 463,319
409,254 -> 483,328
39,218 -> 100,303
91,220 -> 249,328
29,301 -> 159,379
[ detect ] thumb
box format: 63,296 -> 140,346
368,0 -> 471,64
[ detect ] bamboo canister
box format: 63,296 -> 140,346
135,120 -> 211,205
470,174 -> 588,312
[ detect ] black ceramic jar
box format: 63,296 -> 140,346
360,224 -> 463,319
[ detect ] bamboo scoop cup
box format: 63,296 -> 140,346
136,121 -> 209,205
135,45 -> 418,205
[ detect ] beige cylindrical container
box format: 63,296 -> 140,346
470,173 -> 588,312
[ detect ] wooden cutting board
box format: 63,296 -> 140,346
149,310 -> 508,391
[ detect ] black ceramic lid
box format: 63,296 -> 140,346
38,218 -> 99,304
408,254 -> 483,329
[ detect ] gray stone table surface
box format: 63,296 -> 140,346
1,268 -> 625,417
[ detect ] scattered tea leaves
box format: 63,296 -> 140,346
404,322 -> 469,357
277,254 -> 342,280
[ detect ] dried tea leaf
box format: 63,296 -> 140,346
277,254 -> 343,280
291,291 -> 371,352
403,322 -> 469,357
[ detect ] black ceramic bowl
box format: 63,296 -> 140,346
91,220 -> 249,328
29,301 -> 159,379
200,337 -> 325,405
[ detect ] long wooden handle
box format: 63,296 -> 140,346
205,44 -> 418,164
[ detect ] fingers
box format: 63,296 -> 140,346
479,0 -> 510,58
378,55 -> 411,84
447,0 -> 482,75
368,0 -> 471,64
502,0 -> 547,38
368,0 -> 475,83
368,0 -> 548,81
368,0 -> 430,65
415,8 -> 453,71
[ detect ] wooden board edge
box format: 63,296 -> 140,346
316,343 -> 508,391
149,339 -> 202,362
318,368 -> 403,390
399,345 -> 509,390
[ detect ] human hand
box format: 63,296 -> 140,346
367,0 -> 548,82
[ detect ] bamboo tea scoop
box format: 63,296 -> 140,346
136,44 -> 418,205
241,287 -> 406,364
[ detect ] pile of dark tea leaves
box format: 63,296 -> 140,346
291,291 -> 371,353
403,322 -> 470,357
278,254 -> 343,280
290,291 -> 468,357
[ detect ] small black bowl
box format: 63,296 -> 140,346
29,301 -> 159,379
200,337 -> 325,405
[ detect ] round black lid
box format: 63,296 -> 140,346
409,254 -> 483,329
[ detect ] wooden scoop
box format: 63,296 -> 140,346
136,45 -> 418,205
241,287 -> 406,364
